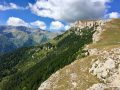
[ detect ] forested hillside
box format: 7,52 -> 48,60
0,24 -> 96,90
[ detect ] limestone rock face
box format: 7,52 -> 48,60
74,20 -> 106,29
88,48 -> 120,90
73,20 -> 107,43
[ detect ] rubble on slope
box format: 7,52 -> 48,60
87,83 -> 107,90
88,48 -> 120,90
38,48 -> 120,90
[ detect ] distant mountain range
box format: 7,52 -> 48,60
0,25 -> 58,54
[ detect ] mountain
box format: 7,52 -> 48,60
0,19 -> 120,90
38,19 -> 120,90
0,25 -> 57,55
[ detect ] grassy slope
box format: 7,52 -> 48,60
90,19 -> 120,48
39,19 -> 120,90
0,27 -> 95,90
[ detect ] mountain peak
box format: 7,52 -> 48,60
0,25 -> 57,54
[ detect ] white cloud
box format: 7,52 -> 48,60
50,21 -> 64,30
108,12 -> 120,18
6,17 -> 47,30
0,3 -> 24,11
29,0 -> 111,22
65,25 -> 70,30
31,20 -> 46,29
7,17 -> 29,26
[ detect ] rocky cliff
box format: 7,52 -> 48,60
74,20 -> 106,29
73,20 -> 108,43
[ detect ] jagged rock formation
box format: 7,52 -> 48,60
38,19 -> 120,90
73,20 -> 107,43
74,20 -> 106,29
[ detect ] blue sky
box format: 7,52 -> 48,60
0,0 -> 54,27
107,0 -> 120,13
0,0 -> 120,31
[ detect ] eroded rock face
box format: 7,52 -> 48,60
88,48 -> 120,90
74,20 -> 106,29
73,20 -> 107,43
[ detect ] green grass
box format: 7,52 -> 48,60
0,27 -> 95,90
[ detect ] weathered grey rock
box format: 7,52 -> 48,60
87,83 -> 107,90
89,48 -> 120,89
73,20 -> 107,43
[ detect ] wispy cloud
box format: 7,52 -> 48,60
104,12 -> 120,19
7,17 -> 29,27
0,3 -> 25,11
31,20 -> 47,30
108,12 -> 120,18
50,21 -> 64,30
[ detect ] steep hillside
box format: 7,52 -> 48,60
0,26 -> 57,55
1,19 -> 119,90
38,19 -> 120,90
0,21 -> 98,90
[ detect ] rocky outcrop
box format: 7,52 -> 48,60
73,20 -> 107,43
88,48 -> 120,90
74,20 -> 106,29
